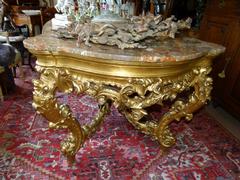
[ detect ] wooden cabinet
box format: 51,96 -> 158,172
200,0 -> 240,117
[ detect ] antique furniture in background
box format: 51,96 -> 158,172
24,21 -> 224,163
3,0 -> 43,36
11,12 -> 42,36
10,0 -> 42,36
199,0 -> 240,118
1,0 -> 48,71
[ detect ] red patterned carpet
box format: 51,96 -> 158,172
0,67 -> 240,179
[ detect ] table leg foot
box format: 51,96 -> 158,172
156,67 -> 213,147
119,66 -> 213,148
32,68 -> 85,163
157,125 -> 176,147
66,154 -> 76,165
32,67 -> 113,163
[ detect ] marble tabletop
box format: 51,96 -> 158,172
24,22 -> 225,63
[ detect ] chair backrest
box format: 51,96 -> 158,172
40,7 -> 57,28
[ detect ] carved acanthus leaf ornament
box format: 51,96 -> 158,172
32,64 -> 212,163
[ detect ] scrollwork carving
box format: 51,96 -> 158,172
32,63 -> 213,163
156,66 -> 212,147
32,66 -> 115,163
116,66 -> 212,148
33,67 -> 85,163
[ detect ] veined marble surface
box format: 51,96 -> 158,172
24,22 -> 225,63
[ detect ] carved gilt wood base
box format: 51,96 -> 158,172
24,25 -> 225,165
32,60 -> 212,164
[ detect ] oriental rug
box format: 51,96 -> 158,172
0,67 -> 240,180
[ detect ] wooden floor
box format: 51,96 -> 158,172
205,102 -> 240,140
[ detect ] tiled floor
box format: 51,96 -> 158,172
205,102 -> 240,140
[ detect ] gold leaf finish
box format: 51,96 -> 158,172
25,29 -> 225,164
32,57 -> 213,163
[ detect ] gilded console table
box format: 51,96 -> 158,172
24,29 -> 225,163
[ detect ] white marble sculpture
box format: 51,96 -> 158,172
53,0 -> 98,30
54,0 -> 192,49
55,0 -> 75,14
53,0 -> 74,30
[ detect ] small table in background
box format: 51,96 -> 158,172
12,12 -> 42,37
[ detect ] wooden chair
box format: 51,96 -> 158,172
1,2 -> 35,71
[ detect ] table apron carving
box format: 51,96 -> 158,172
32,54 -> 213,163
